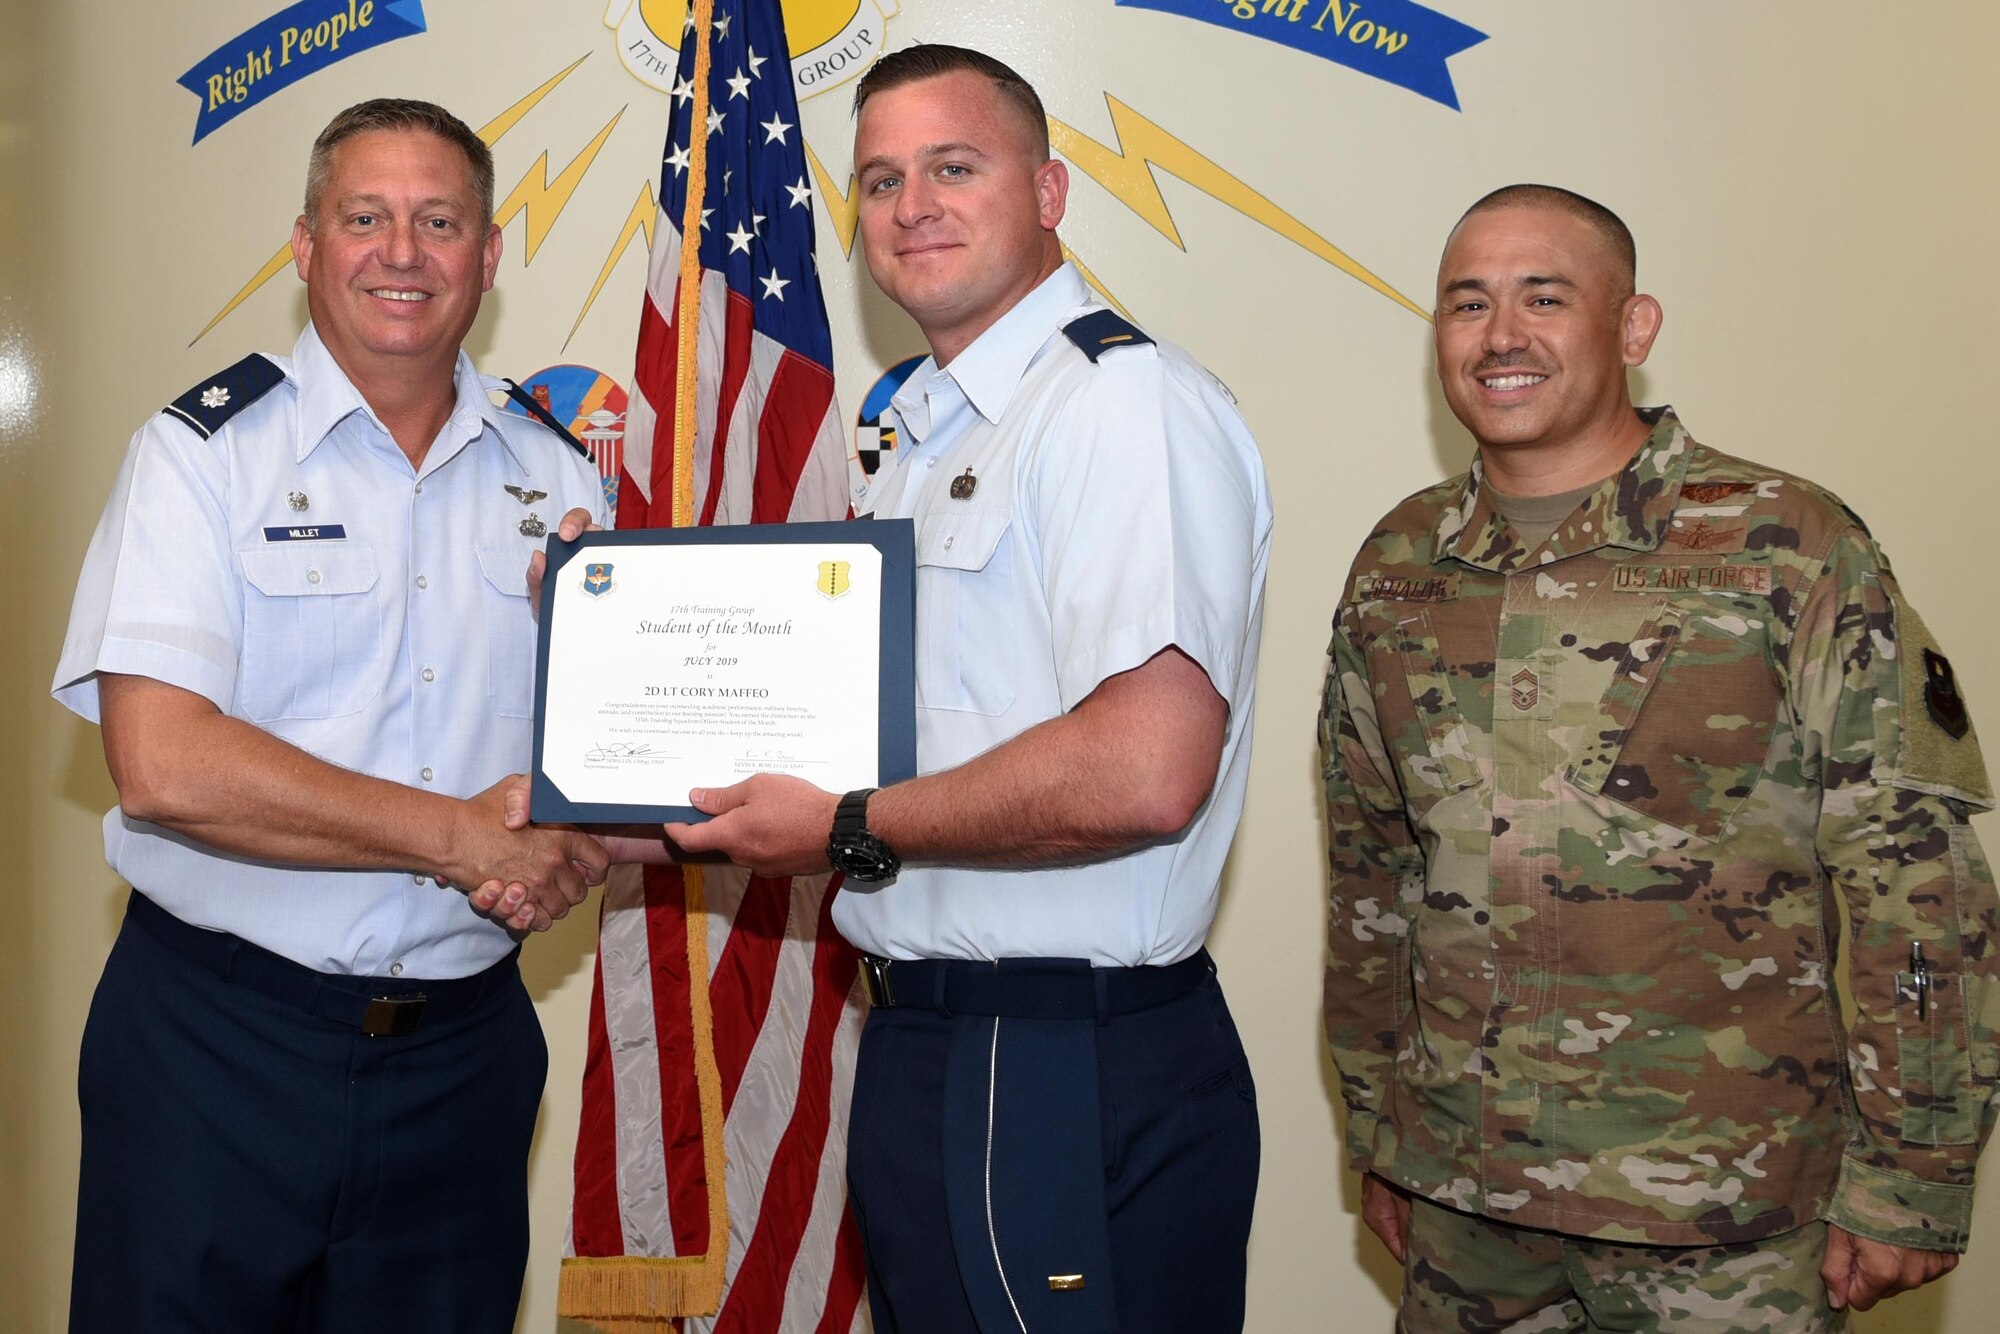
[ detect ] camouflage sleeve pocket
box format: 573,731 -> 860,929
1893,970 -> 1981,1146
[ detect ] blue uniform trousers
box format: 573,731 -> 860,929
70,894 -> 547,1334
847,965 -> 1259,1333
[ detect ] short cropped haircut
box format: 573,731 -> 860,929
304,98 -> 495,228
1459,184 -> 1637,295
853,44 -> 1049,161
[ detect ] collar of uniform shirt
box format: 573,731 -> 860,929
892,262 -> 1093,432
470,382 -> 542,479
291,322 -> 520,478
1434,405 -> 1693,570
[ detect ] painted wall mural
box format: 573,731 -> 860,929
181,0 -> 1446,480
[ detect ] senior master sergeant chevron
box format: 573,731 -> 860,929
1321,184 -> 1999,1329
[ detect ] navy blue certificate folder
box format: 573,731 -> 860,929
529,519 -> 917,826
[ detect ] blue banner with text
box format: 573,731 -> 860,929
1115,0 -> 1485,110
178,0 -> 429,144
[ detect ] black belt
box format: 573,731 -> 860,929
858,949 -> 1214,1021
126,891 -> 517,1037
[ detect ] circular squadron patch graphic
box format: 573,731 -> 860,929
606,0 -> 897,101
503,364 -> 629,512
848,353 -> 926,504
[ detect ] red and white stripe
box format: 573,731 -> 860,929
620,218 -> 847,527
565,201 -> 867,1331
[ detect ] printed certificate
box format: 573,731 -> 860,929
530,520 -> 916,824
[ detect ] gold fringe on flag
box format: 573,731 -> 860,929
559,0 -> 732,1322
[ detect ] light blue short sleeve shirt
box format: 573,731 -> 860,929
835,265 -> 1274,967
52,324 -> 608,977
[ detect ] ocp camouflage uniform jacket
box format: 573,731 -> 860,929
1321,407 -> 2000,1251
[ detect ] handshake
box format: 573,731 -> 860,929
453,769 -> 843,932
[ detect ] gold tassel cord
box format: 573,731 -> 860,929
560,0 -> 731,1321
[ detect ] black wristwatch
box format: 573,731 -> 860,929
827,788 -> 900,882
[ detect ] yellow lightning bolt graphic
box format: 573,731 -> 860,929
1059,245 -> 1134,319
804,142 -> 860,258
565,179 -> 659,349
1048,95 -> 1426,320
189,54 -> 594,345
493,105 -> 626,263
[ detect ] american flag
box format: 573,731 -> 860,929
558,1 -> 867,1329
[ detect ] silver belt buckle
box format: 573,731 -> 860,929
362,994 -> 427,1037
859,957 -> 896,1008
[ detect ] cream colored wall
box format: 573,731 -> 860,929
4,3 -> 1997,1330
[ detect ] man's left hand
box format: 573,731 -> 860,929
1821,1224 -> 1959,1311
665,774 -> 841,877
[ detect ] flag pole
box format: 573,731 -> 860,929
668,0 -> 732,1319
673,0 -> 717,530
560,2 -> 730,1325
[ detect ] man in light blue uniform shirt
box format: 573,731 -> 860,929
51,99 -> 609,1331
665,46 -> 1273,1333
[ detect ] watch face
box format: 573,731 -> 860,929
830,838 -> 898,882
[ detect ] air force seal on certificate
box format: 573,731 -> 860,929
817,559 -> 852,599
582,562 -> 616,598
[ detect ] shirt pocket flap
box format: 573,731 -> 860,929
474,543 -> 531,599
239,545 -> 379,597
1360,607 -> 1480,801
1566,603 -> 1688,798
915,506 -> 1011,574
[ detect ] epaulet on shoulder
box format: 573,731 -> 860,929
162,354 -> 285,440
1062,309 -> 1155,363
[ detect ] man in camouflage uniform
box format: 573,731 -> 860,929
1321,184 -> 1999,1330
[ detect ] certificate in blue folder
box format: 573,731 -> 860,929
530,519 -> 916,825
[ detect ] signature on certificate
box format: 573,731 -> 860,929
584,741 -> 659,763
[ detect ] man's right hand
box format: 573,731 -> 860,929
1361,1172 -> 1413,1264
446,776 -> 610,932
